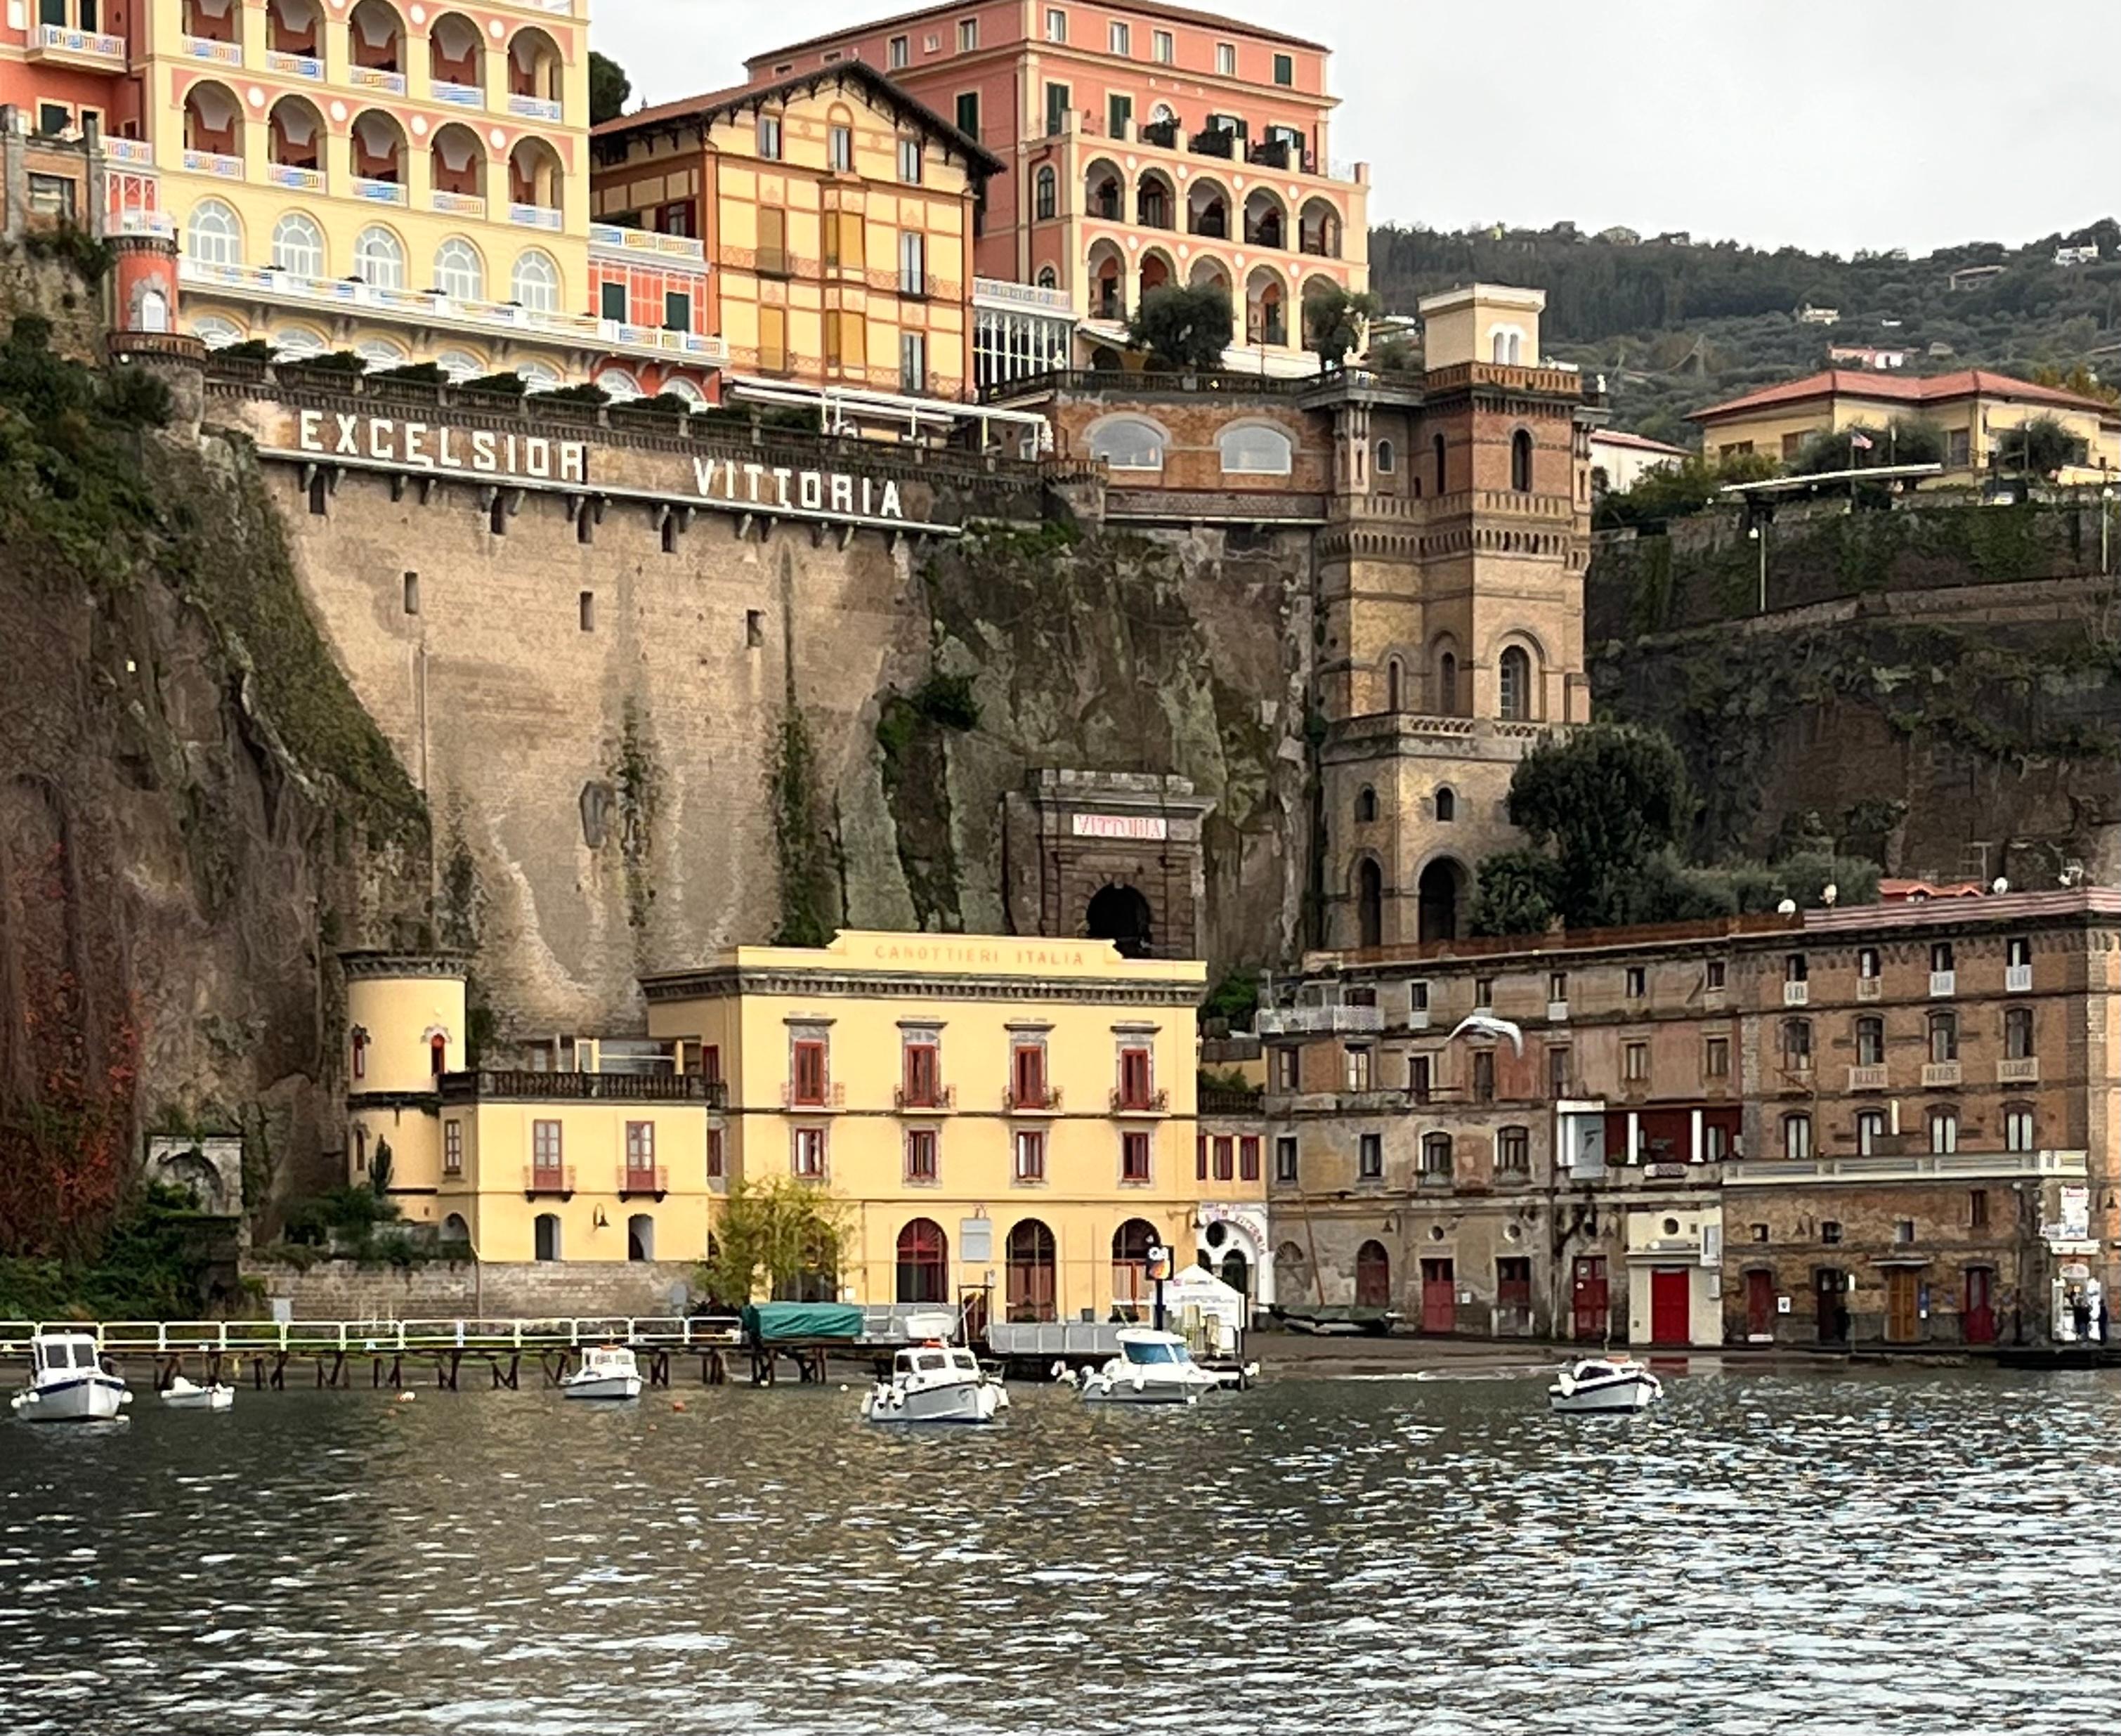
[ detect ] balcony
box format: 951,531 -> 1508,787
444,1069 -> 726,1106
429,189 -> 485,217
591,222 -> 709,266
1111,1088 -> 1170,1116
509,202 -> 563,230
1256,1004 -> 1385,1037
432,80 -> 483,109
523,1164 -> 575,1199
28,22 -> 127,70
616,1165 -> 669,1201
781,1081 -> 847,1111
267,163 -> 326,193
1856,977 -> 1882,1001
183,35 -> 244,66
265,49 -> 324,80
1188,129 -> 1236,159
1782,981 -> 1810,1007
1929,970 -> 1957,997
508,92 -> 564,122
352,176 -> 408,206
1726,1149 -> 2087,1185
1199,1084 -> 1265,1118
1997,1057 -> 2041,1083
2006,963 -> 2032,993
105,136 -> 155,168
348,66 -> 409,97
1921,1060 -> 1962,1088
1004,1085 -> 1064,1116
1547,999 -> 1569,1023
894,1083 -> 957,1112
183,148 -> 246,181
1846,1064 -> 1888,1091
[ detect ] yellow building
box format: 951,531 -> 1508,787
641,930 -> 1252,1324
589,60 -> 997,413
1690,367 -> 2121,483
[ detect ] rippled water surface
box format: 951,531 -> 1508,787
5,1362 -> 2120,1734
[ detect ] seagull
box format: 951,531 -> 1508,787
1444,1012 -> 1524,1056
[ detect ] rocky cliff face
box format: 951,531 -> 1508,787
0,318 -> 429,1250
1588,500 -> 2121,887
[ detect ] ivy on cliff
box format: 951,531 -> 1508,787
767,703 -> 838,946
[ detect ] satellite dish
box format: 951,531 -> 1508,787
1776,898 -> 1798,915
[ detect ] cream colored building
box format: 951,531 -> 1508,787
1690,367 -> 2121,483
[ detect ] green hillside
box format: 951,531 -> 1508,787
1367,218 -> 2121,445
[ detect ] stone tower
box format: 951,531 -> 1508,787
1312,285 -> 1598,949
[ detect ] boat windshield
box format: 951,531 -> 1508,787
949,1352 -> 979,1373
38,1341 -> 86,1370
1122,1339 -> 1186,1366
915,1352 -> 947,1371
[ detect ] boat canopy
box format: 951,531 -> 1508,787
1121,1338 -> 1189,1366
33,1337 -> 99,1371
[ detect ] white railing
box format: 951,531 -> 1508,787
972,275 -> 1074,314
266,50 -> 323,79
2006,963 -> 2032,993
431,79 -> 484,108
267,162 -> 325,192
352,176 -> 408,205
509,201 -> 563,230
1997,1057 -> 2040,1083
1547,999 -> 1569,1023
183,35 -> 244,65
1922,1060 -> 1962,1088
348,66 -> 409,97
1782,981 -> 1809,1006
1846,1064 -> 1888,1090
105,136 -> 155,167
429,188 -> 485,216
508,92 -> 564,122
33,22 -> 126,60
1856,977 -> 1881,1000
1929,970 -> 1956,997
0,1316 -> 740,1355
115,207 -> 174,237
178,256 -> 730,363
1255,1003 -> 1385,1036
183,148 -> 246,180
589,221 -> 707,266
1726,1149 -> 2087,1184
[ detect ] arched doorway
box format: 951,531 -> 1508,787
1355,858 -> 1383,948
1355,1239 -> 1390,1307
1220,1248 -> 1251,1301
440,1213 -> 470,1248
1087,883 -> 1154,958
895,1218 -> 949,1304
627,1213 -> 654,1262
533,1213 -> 561,1261
1111,1218 -> 1159,1316
1418,859 -> 1462,942
1005,1219 -> 1057,1321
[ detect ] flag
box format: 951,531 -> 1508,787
1848,429 -> 1874,451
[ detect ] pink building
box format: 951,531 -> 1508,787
746,1 -> 1369,375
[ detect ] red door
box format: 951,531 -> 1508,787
1964,1266 -> 1996,1345
1421,1258 -> 1456,1333
1572,1256 -> 1609,1341
1744,1269 -> 1776,1340
1650,1267 -> 1691,1346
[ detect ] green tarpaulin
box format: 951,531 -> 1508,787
742,1302 -> 866,1342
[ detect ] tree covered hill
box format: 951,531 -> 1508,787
1367,218 -> 2121,445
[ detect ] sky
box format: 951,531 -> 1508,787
593,0 -> 2121,259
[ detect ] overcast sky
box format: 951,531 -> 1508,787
595,0 -> 2120,259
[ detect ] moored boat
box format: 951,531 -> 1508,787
1548,1355 -> 1662,1415
1070,1329 -> 1239,1405
861,1342 -> 1008,1425
562,1343 -> 642,1401
10,1333 -> 132,1423
161,1376 -> 235,1412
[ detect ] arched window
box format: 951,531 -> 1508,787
1036,264 -> 1057,289
1374,438 -> 1395,475
596,367 -> 644,401
1111,1218 -> 1159,1313
353,224 -> 405,288
895,1218 -> 949,1304
137,288 -> 171,334
1498,646 -> 1532,721
1219,424 -> 1293,475
1510,428 -> 1534,492
1421,1132 -> 1453,1179
1005,1219 -> 1057,1321
188,200 -> 242,267
1437,650 -> 1458,715
1431,431 -> 1447,495
662,376 -> 707,407
433,237 -> 484,300
1355,858 -> 1383,948
1492,327 -> 1524,364
1086,882 -> 1153,958
516,359 -> 561,390
1417,859 -> 1461,942
1355,1239 -> 1390,1307
270,212 -> 325,277
1034,164 -> 1057,221
1274,1240 -> 1310,1298
1355,785 -> 1377,823
510,247 -> 560,312
1385,656 -> 1403,712
433,348 -> 483,381
1435,786 -> 1456,822
1088,416 -> 1166,471
271,327 -> 326,360
192,314 -> 247,348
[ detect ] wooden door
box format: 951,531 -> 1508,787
1815,1270 -> 1848,1344
1886,1268 -> 1919,1344
1420,1258 -> 1456,1333
1744,1269 -> 1776,1339
1963,1266 -> 1996,1345
1571,1256 -> 1608,1341
1650,1267 -> 1691,1346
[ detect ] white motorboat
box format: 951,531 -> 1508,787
1548,1356 -> 1663,1415
861,1343 -> 1008,1425
161,1376 -> 235,1412
1071,1329 -> 1239,1405
562,1343 -> 642,1401
10,1332 -> 132,1423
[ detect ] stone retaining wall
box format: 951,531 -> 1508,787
243,1258 -> 700,1320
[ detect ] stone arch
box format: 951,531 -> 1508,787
1430,634 -> 1462,716
265,92 -> 325,171
348,0 -> 404,70
1435,785 -> 1457,822
1137,244 -> 1176,299
1083,155 -> 1125,222
1244,264 -> 1288,346
1135,166 -> 1176,230
1242,185 -> 1287,249
507,22 -> 564,103
508,134 -> 564,211
1275,1239 -> 1311,1301
1083,411 -> 1168,470
1385,653 -> 1404,712
1087,237 -> 1126,320
350,107 -> 408,183
429,120 -> 487,200
895,1217 -> 949,1303
440,1212 -> 471,1246
1298,195 -> 1342,257
1431,430 -> 1448,495
1355,1239 -> 1391,1307
1510,425 -> 1534,491
428,8 -> 484,89
1087,881 -> 1154,958
1186,174 -> 1231,240
1417,856 -> 1467,942
627,1213 -> 655,1261
1352,854 -> 1384,949
1355,784 -> 1378,823
1492,629 -> 1548,722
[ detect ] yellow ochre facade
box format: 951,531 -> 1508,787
344,934 -> 1265,1315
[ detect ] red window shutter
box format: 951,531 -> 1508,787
1214,1137 -> 1234,1181
1196,1135 -> 1208,1181
707,1129 -> 724,1179
1239,1137 -> 1260,1181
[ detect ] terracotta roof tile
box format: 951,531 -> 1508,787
1691,367 -> 2118,423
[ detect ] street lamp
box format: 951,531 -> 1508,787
1749,523 -> 1768,614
